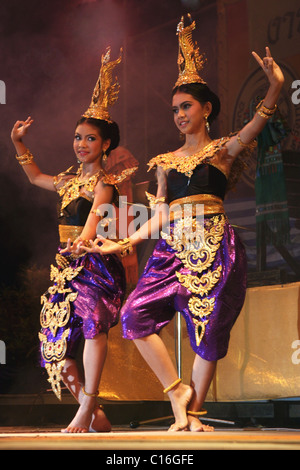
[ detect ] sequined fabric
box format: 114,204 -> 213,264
121,217 -> 247,361
40,251 -> 125,364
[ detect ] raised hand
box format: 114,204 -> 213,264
252,47 -> 284,87
11,116 -> 34,143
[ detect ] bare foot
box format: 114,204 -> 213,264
61,396 -> 95,433
90,406 -> 111,432
167,383 -> 193,432
188,415 -> 214,432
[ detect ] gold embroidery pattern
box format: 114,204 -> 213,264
163,214 -> 226,347
39,259 -> 83,400
57,165 -> 103,211
44,361 -> 67,401
176,265 -> 222,296
56,164 -> 138,212
148,138 -> 230,178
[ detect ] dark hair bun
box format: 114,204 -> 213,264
106,120 -> 120,153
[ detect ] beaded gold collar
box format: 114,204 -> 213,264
55,165 -> 104,211
147,137 -> 230,178
55,164 -> 138,211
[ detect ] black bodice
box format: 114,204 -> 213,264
167,164 -> 227,203
57,197 -> 92,226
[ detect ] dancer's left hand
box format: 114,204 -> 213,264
252,46 -> 284,87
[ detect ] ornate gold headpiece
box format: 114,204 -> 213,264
174,15 -> 206,88
83,46 -> 123,122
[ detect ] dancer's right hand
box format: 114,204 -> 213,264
11,116 -> 34,143
81,235 -> 122,255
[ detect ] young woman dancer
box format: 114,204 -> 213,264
83,18 -> 284,432
11,48 -> 136,433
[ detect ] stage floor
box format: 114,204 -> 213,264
1,426 -> 300,450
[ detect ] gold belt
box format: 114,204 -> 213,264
59,225 -> 84,243
169,194 -> 225,218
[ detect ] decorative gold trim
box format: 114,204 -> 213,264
170,194 -> 224,217
176,265 -> 222,296
59,225 -> 84,243
147,138 -> 230,178
44,360 -> 66,401
39,261 -> 83,400
163,214 -> 226,347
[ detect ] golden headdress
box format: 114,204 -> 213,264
174,14 -> 206,88
83,46 -> 122,122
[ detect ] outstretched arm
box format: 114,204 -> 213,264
11,117 -> 56,191
82,166 -> 169,256
227,47 -> 285,157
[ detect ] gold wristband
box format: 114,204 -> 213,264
118,238 -> 133,257
237,134 -> 248,148
16,149 -> 34,165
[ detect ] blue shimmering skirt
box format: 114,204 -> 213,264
121,215 -> 247,361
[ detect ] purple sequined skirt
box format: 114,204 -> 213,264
40,251 -> 126,367
121,215 -> 247,361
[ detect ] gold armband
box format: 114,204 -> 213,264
256,99 -> 277,119
16,149 -> 34,165
118,238 -> 133,257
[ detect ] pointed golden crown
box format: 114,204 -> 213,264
83,46 -> 123,122
174,15 -> 206,88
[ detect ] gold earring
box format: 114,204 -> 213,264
102,151 -> 107,163
204,115 -> 210,133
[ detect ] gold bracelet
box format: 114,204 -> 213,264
237,134 -> 248,148
118,238 -> 133,257
163,378 -> 182,394
145,191 -> 166,209
256,100 -> 277,119
16,149 -> 34,165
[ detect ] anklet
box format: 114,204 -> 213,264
82,386 -> 99,398
187,409 -> 207,416
163,378 -> 182,394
